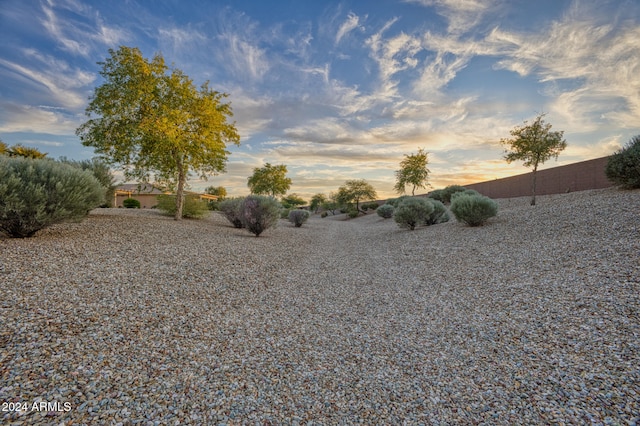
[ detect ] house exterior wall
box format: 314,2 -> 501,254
462,156 -> 614,199
115,194 -> 159,209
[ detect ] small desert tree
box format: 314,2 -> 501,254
336,179 -> 377,214
501,114 -> 567,205
281,193 -> 306,209
247,163 -> 292,197
321,192 -> 340,215
309,193 -> 327,213
394,148 -> 430,195
77,46 -> 240,220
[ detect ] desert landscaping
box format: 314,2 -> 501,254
1,187 -> 639,424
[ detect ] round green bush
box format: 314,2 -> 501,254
122,198 -> 141,208
156,194 -> 209,219
394,197 -> 434,230
606,135 -> 640,189
0,157 -> 105,238
450,194 -> 498,227
347,209 -> 359,218
376,204 -> 394,219
441,185 -> 468,204
288,209 -> 310,227
321,211 -> 328,218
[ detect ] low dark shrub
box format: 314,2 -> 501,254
240,195 -> 281,236
123,198 -> 141,208
363,201 -> 379,210
394,197 -> 434,230
321,211 -> 328,218
427,189 -> 446,203
347,209 -> 359,218
0,157 -> 105,238
288,209 -> 310,227
156,194 -> 209,219
606,135 -> 640,189
376,204 -> 394,219
218,197 -> 245,228
450,194 -> 498,226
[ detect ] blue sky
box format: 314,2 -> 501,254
1,0 -> 639,199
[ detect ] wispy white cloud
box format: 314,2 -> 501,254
0,102 -> 80,135
335,12 -> 364,44
0,50 -> 94,110
40,0 -> 127,56
405,0 -> 498,34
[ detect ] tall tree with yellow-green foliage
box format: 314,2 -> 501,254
394,148 -> 430,196
76,46 -> 240,220
501,114 -> 567,206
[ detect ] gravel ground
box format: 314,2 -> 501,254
1,187 -> 639,425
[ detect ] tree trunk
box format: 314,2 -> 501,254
530,166 -> 537,206
175,160 -> 186,221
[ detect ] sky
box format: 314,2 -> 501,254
1,0 -> 639,199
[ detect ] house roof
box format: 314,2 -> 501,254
115,183 -> 167,195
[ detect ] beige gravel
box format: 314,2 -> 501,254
1,187 -> 639,425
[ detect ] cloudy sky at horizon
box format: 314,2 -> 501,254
1,0 -> 639,199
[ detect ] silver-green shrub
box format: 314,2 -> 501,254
441,185 -> 468,203
394,197 -> 434,230
386,195 -> 410,208
241,195 -> 281,236
450,189 -> 480,203
157,194 -> 209,219
0,157 -> 105,238
288,209 -> 310,227
218,197 -> 245,228
450,194 -> 498,226
424,199 -> 449,225
376,204 -> 394,219
606,135 -> 640,188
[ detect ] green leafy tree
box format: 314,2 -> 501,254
205,186 -> 227,199
394,148 -> 430,195
309,193 -> 327,213
281,193 -> 306,209
501,113 -> 567,205
336,179 -> 377,214
76,46 -> 240,220
247,163 -> 291,196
